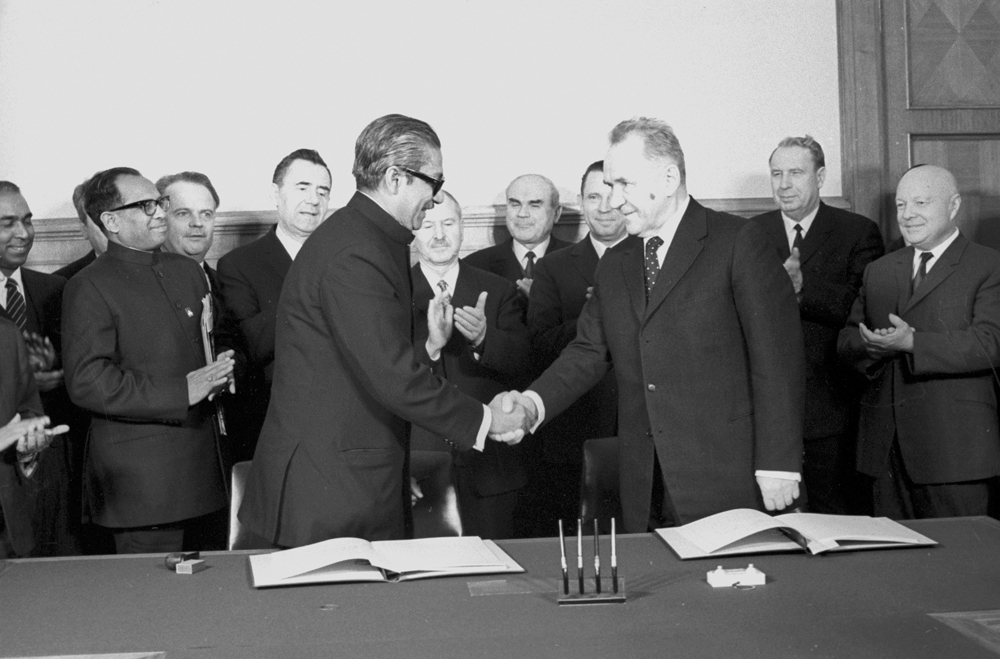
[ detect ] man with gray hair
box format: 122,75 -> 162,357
496,117 -> 806,532
753,136 -> 883,514
240,114 -> 530,546
463,173 -> 572,299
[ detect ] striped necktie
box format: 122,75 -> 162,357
4,278 -> 28,332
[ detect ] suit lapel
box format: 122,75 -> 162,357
644,201 -> 706,321
262,229 -> 292,282
761,213 -> 790,261
799,204 -> 836,268
573,237 -> 599,286
903,234 -> 966,311
893,247 -> 915,313
619,239 -> 646,321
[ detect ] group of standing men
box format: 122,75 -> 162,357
2,113 -> 997,557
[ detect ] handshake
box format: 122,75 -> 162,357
487,391 -> 538,445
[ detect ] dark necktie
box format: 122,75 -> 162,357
644,236 -> 664,301
912,251 -> 933,296
4,279 -> 27,332
524,251 -> 536,279
792,224 -> 804,254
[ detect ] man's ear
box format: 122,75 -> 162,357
270,182 -> 280,207
101,211 -> 120,234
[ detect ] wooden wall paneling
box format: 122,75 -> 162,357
24,197 -> 847,273
837,0 -> 890,234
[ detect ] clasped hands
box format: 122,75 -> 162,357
186,350 -> 236,406
0,413 -> 55,457
859,313 -> 914,358
426,287 -> 488,356
486,390 -> 537,446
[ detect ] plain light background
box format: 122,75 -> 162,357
0,0 -> 840,217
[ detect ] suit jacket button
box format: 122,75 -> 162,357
647,383 -> 656,391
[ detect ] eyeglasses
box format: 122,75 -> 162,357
108,196 -> 170,217
398,167 -> 445,196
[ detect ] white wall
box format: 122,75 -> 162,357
0,0 -> 840,217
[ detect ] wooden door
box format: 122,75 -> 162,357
840,0 -> 1000,247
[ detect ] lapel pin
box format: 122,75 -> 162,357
185,308 -> 194,317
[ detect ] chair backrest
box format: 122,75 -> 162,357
228,460 -> 272,550
410,450 -> 463,538
579,436 -> 621,534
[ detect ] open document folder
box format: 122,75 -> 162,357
656,509 -> 937,560
249,536 -> 524,588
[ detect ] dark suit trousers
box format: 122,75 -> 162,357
874,438 -> 993,519
802,431 -> 861,515
108,509 -> 227,554
454,466 -> 519,540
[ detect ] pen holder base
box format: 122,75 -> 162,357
557,579 -> 626,605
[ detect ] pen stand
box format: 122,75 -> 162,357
556,518 -> 627,605
557,577 -> 627,605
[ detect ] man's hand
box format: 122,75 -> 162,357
23,332 -> 57,372
487,391 -> 537,445
515,277 -> 532,298
33,369 -> 65,393
757,476 -> 800,512
0,413 -> 51,454
410,476 -> 424,506
859,313 -> 914,358
426,285 -> 454,358
454,291 -> 488,347
186,350 -> 235,406
783,247 -> 803,294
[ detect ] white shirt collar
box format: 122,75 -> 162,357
912,229 -> 960,275
782,204 -> 821,250
589,233 -> 626,260
0,267 -> 25,311
275,223 -> 304,261
418,260 -> 460,293
512,236 -> 551,270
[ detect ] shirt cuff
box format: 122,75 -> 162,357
426,340 -> 442,363
473,405 -> 489,452
522,390 -> 546,433
754,470 -> 801,481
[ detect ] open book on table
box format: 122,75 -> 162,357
249,535 -> 523,588
656,509 -> 937,560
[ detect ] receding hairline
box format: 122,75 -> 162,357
899,164 -> 959,198
506,174 -> 560,208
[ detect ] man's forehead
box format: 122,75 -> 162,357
0,192 -> 30,217
167,180 -> 216,208
770,146 -> 814,170
508,176 -> 554,201
279,159 -> 332,188
583,170 -> 608,193
118,175 -> 157,199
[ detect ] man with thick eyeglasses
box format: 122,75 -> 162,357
63,167 -> 236,554
216,149 -> 331,464
240,114 -> 531,547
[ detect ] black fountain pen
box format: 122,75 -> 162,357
611,517 -> 618,594
593,519 -> 602,594
558,519 -> 569,595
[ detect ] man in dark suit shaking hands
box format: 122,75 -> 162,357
239,115 -> 529,546
839,165 -> 1000,519
497,117 -> 806,532
753,137 -> 883,514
